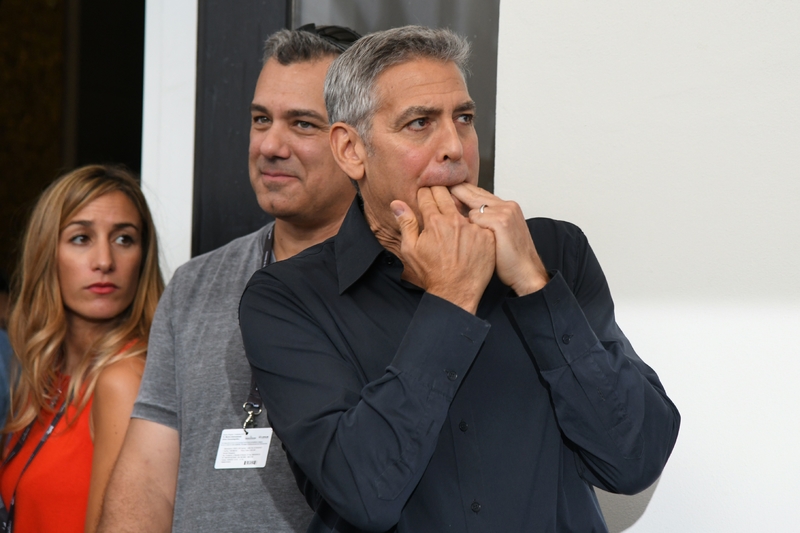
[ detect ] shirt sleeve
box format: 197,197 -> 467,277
504,229 -> 680,495
240,281 -> 490,531
132,276 -> 179,430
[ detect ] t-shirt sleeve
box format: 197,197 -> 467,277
132,277 -> 179,430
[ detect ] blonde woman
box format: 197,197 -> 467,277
0,165 -> 163,533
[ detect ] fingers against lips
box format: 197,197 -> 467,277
449,182 -> 497,211
430,186 -> 459,215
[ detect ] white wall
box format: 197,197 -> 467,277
496,1 -> 800,531
140,0 -> 198,280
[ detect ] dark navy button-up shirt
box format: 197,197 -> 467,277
240,199 -> 680,533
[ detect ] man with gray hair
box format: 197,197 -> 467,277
98,25 -> 360,533
241,26 -> 680,532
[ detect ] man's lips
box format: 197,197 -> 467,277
88,283 -> 118,295
259,169 -> 298,181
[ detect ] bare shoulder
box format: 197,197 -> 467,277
95,355 -> 146,402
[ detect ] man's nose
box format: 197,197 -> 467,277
438,119 -> 464,163
259,124 -> 291,159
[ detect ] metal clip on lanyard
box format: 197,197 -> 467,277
242,225 -> 273,435
242,375 -> 263,435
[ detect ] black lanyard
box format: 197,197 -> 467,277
243,226 -> 275,433
260,225 -> 275,269
1,397 -> 68,532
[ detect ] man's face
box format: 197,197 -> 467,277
249,57 -> 354,227
358,58 -> 480,232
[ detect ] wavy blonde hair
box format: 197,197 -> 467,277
3,165 -> 164,434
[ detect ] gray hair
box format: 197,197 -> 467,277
325,26 -> 471,142
262,29 -> 343,66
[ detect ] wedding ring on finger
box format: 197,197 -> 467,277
479,204 -> 487,214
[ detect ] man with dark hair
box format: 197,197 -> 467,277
99,25 -> 360,533
240,26 -> 680,532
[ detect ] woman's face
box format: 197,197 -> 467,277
57,191 -> 143,325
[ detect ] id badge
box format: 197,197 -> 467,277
214,428 -> 272,469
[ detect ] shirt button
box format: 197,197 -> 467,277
386,256 -> 395,265
458,420 -> 469,432
445,370 -> 458,381
561,334 -> 572,344
471,501 -> 481,513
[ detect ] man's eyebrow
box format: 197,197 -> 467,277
285,109 -> 328,122
393,106 -> 440,129
454,100 -> 477,114
250,104 -> 327,123
392,101 -> 477,129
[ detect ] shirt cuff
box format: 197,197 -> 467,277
504,270 -> 600,371
390,292 -> 491,399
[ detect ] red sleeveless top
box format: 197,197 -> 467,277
0,388 -> 95,533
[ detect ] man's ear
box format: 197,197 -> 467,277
330,122 -> 367,181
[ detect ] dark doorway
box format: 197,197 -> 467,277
0,0 -> 145,279
69,0 -> 145,173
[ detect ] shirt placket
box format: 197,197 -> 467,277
448,398 -> 490,533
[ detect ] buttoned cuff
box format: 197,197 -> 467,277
504,270 -> 599,371
390,293 -> 491,399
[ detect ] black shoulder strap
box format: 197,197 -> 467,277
261,225 -> 275,269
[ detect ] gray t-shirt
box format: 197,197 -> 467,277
133,224 -> 311,532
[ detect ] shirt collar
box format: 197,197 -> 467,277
335,197 -> 387,294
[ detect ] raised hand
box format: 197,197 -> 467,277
449,183 -> 549,296
391,186 -> 496,314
